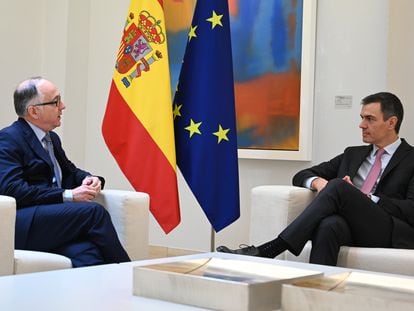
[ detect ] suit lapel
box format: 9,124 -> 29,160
349,146 -> 372,178
380,139 -> 411,182
18,119 -> 53,166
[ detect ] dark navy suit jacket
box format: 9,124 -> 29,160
292,139 -> 414,249
0,118 -> 104,247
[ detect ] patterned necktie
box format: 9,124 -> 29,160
43,133 -> 62,188
361,148 -> 385,195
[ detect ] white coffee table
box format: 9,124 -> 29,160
0,252 -> 405,310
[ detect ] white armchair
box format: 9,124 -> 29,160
0,190 -> 149,276
250,185 -> 414,276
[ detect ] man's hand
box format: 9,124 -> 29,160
342,175 -> 371,198
82,176 -> 102,193
72,184 -> 99,202
70,176 -> 102,202
342,175 -> 354,186
311,177 -> 328,192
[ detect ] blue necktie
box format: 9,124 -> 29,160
43,133 -> 62,188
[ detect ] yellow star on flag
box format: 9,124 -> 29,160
173,103 -> 182,120
206,10 -> 223,29
213,124 -> 230,143
185,119 -> 202,137
188,25 -> 198,41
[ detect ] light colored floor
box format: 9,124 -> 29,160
148,245 -> 203,259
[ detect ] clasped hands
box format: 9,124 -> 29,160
72,176 -> 102,202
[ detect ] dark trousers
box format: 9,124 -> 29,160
17,202 -> 130,267
279,179 -> 393,265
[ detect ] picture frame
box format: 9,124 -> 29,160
236,0 -> 317,161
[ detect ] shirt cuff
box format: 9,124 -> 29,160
369,194 -> 380,203
63,190 -> 73,202
305,176 -> 319,190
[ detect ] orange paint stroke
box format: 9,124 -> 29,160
235,67 -> 301,149
164,0 -> 195,32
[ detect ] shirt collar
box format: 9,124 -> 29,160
372,138 -> 401,156
26,120 -> 47,142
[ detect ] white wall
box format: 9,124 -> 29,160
388,0 -> 414,143
1,0 -> 412,252
0,1 -> 44,128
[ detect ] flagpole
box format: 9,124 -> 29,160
210,227 -> 216,252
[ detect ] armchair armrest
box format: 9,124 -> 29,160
249,185 -> 315,245
0,195 -> 16,276
95,190 -> 150,261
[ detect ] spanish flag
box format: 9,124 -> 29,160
102,0 -> 180,233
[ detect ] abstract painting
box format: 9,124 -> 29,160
165,0 -> 316,160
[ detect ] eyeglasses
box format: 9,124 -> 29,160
33,95 -> 61,107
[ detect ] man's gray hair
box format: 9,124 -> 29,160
13,76 -> 44,117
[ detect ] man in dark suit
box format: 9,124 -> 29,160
0,77 -> 130,267
218,92 -> 414,266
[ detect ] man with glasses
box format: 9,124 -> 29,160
0,77 -> 130,267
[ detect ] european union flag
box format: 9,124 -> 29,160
173,0 -> 240,232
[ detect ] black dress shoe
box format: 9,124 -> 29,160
216,244 -> 261,257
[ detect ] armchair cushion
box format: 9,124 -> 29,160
0,195 -> 15,276
94,189 -> 150,260
250,186 -> 315,248
14,250 -> 71,274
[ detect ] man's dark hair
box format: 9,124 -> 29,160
362,92 -> 404,133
